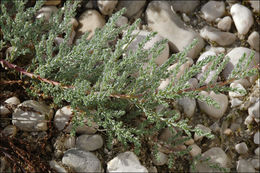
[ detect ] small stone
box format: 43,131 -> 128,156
201,1 -> 225,22
198,91 -> 228,119
77,10 -> 105,40
210,122 -> 221,133
229,83 -> 247,98
115,16 -> 128,27
36,6 -> 58,21
49,160 -> 67,173
255,147 -> 260,156
194,124 -> 212,141
200,26 -> 236,46
224,128 -> 233,136
235,142 -> 248,154
248,100 -> 259,119
248,31 -> 259,51
76,134 -> 103,151
184,138 -> 194,145
231,4 -> 254,35
233,79 -> 251,88
178,97 -> 196,117
244,115 -> 254,125
250,158 -> 260,170
107,151 -> 148,172
62,148 -> 102,173
254,131 -> 260,145
152,151 -> 168,166
217,16 -> 232,31
5,96 -> 20,106
64,135 -> 76,149
98,0 -> 118,15
237,159 -> 256,173
12,100 -> 53,131
169,0 -> 200,13
115,0 -> 146,18
231,98 -> 243,108
0,105 -> 10,116
189,144 -> 201,157
2,125 -> 18,137
44,0 -> 61,6
0,96 -> 21,116
182,13 -> 190,22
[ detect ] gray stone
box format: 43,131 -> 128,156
201,1 -> 225,22
116,0 -> 146,18
169,0 -> 200,13
146,1 -> 205,59
178,97 -> 196,117
107,151 -> 148,172
194,124 -> 212,141
36,6 -> 58,21
76,134 -> 103,151
62,148 -> 101,173
247,31 -> 259,51
231,98 -> 243,108
231,4 -> 254,35
98,0 -> 118,15
249,0 -> 260,13
12,100 -> 53,131
152,151 -> 168,166
189,144 -> 201,157
0,96 -> 21,116
255,147 -> 260,156
200,26 -> 236,46
237,159 -> 256,173
115,16 -> 128,27
49,160 -> 68,173
248,99 -> 259,119
250,158 -> 260,170
2,125 -> 18,137
198,91 -> 228,119
229,83 -> 247,98
217,16 -> 232,31
235,142 -> 248,154
254,131 -> 260,145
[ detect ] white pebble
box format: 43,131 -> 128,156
254,132 -> 260,145
248,31 -> 260,51
201,1 -> 225,22
235,142 -> 248,154
217,16 -> 232,31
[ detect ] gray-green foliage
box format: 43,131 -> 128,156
0,0 -> 258,167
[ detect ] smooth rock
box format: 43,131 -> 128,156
235,142 -> 248,154
194,124 -> 212,141
198,91 -> 228,119
217,16 -> 232,31
62,148 -> 101,173
182,13 -> 190,23
152,151 -> 168,166
1,125 -> 18,137
169,0 -> 200,13
250,158 -> 260,170
191,147 -> 231,172
222,47 -> 259,81
185,138 -> 195,145
249,0 -> 260,13
127,30 -> 169,66
77,10 -> 105,39
107,151 -> 148,172
229,83 -> 247,98
231,4 -> 254,35
189,144 -> 201,157
244,114 -> 254,125
5,96 -> 20,106
201,1 -> 225,22
49,160 -> 67,173
146,1 -> 205,59
247,31 -> 259,51
254,131 -> 260,145
54,106 -> 98,134
36,6 -> 58,21
200,26 -> 236,46
255,147 -> 260,156
115,16 -> 128,27
231,98 -> 243,108
233,78 -> 251,88
237,159 -> 256,173
98,0 -> 118,15
248,99 -> 259,118
44,0 -> 61,6
0,105 -> 10,116
178,97 -> 196,117
12,100 -> 53,131
76,134 -> 103,151
159,128 -> 177,142
115,0 -> 146,18
64,135 -> 76,149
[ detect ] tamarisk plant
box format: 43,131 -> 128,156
0,0 -> 259,167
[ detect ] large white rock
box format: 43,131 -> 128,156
201,1 -> 225,22
198,91 -> 228,119
127,30 -> 169,66
231,4 -> 254,35
247,31 -> 259,51
77,10 -> 105,39
200,26 -> 236,46
76,134 -> 103,151
146,1 -> 205,59
107,151 -> 148,172
222,47 -> 259,81
12,100 -> 53,131
62,148 -> 102,173
98,0 -> 118,15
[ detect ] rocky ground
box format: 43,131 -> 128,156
0,0 -> 259,172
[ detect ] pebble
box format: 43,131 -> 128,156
191,147 -> 230,172
250,158 -> 260,170
189,144 -> 201,157
178,97 -> 196,117
229,83 -> 247,98
12,100 -> 53,131
98,0 -> 118,15
231,98 -> 243,108
230,4 -> 254,35
185,138 -> 195,146
244,114 -> 254,125
254,131 -> 259,145
159,128 -> 177,142
236,159 -> 256,173
36,6 -> 58,21
152,151 -> 168,166
247,31 -> 259,51
49,160 -> 68,173
0,105 -> 10,116
0,96 -> 21,116
64,135 -> 76,149
77,10 -> 105,40
169,0 -> 200,13
222,47 -> 259,81
194,124 -> 212,141
115,16 -> 128,27
62,148 -> 102,173
248,99 -> 259,119
127,30 -> 169,66
198,91 -> 228,119
233,78 -> 251,88
76,134 -> 103,151
201,1 -> 225,22
182,13 -> 190,23
54,106 -> 98,134
1,125 -> 18,137
107,151 -> 148,172
235,142 -> 248,154
115,0 -> 146,18
200,26 -> 236,46
217,16 -> 232,31
146,1 -> 205,59
255,147 -> 260,156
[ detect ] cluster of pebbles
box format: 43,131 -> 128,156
1,0 -> 259,172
